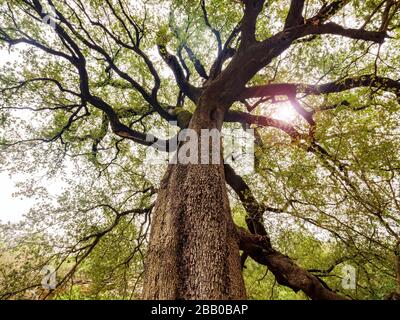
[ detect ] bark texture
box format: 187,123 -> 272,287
142,97 -> 246,299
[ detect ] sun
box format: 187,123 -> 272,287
271,102 -> 297,122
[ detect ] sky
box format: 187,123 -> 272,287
0,172 -> 36,223
0,46 -> 44,223
0,49 -> 29,223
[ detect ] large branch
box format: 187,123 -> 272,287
302,22 -> 386,42
284,0 -> 350,30
284,0 -> 305,29
258,21 -> 386,65
86,96 -> 176,151
158,44 -> 202,103
211,17 -> 386,105
289,97 -> 315,125
71,0 -> 162,99
225,164 -> 270,236
183,44 -> 209,80
1,76 -> 174,151
257,21 -> 386,60
240,0 -> 266,47
224,110 -> 303,140
237,227 -> 348,300
241,74 -> 400,100
311,0 -> 351,24
224,165 -> 347,300
0,33 -> 74,63
47,2 -> 172,121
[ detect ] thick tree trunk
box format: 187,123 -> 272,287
142,97 -> 246,299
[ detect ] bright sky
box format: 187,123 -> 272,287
272,102 -> 297,122
1,50 -> 17,222
0,47 -> 36,223
0,172 -> 36,223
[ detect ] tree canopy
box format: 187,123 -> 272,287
0,0 -> 399,300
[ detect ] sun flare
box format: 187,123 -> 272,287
271,102 -> 297,122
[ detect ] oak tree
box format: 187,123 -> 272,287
0,0 -> 399,300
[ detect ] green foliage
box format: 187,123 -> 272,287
0,0 -> 399,300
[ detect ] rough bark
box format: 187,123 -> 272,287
225,164 -> 347,300
237,227 -> 347,300
142,96 -> 246,299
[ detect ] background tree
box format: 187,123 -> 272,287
0,0 -> 399,300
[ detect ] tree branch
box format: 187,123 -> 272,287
236,227 -> 348,300
303,22 -> 386,43
310,0 -> 351,24
201,0 -> 222,54
224,165 -> 347,300
284,0 -> 305,29
288,97 -> 315,125
209,20 -> 241,79
183,44 -> 209,80
158,44 -> 202,103
224,110 -> 303,140
241,74 -> 400,100
240,0 -> 266,47
210,17 -> 386,105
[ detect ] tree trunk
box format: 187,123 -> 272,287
142,96 -> 246,299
